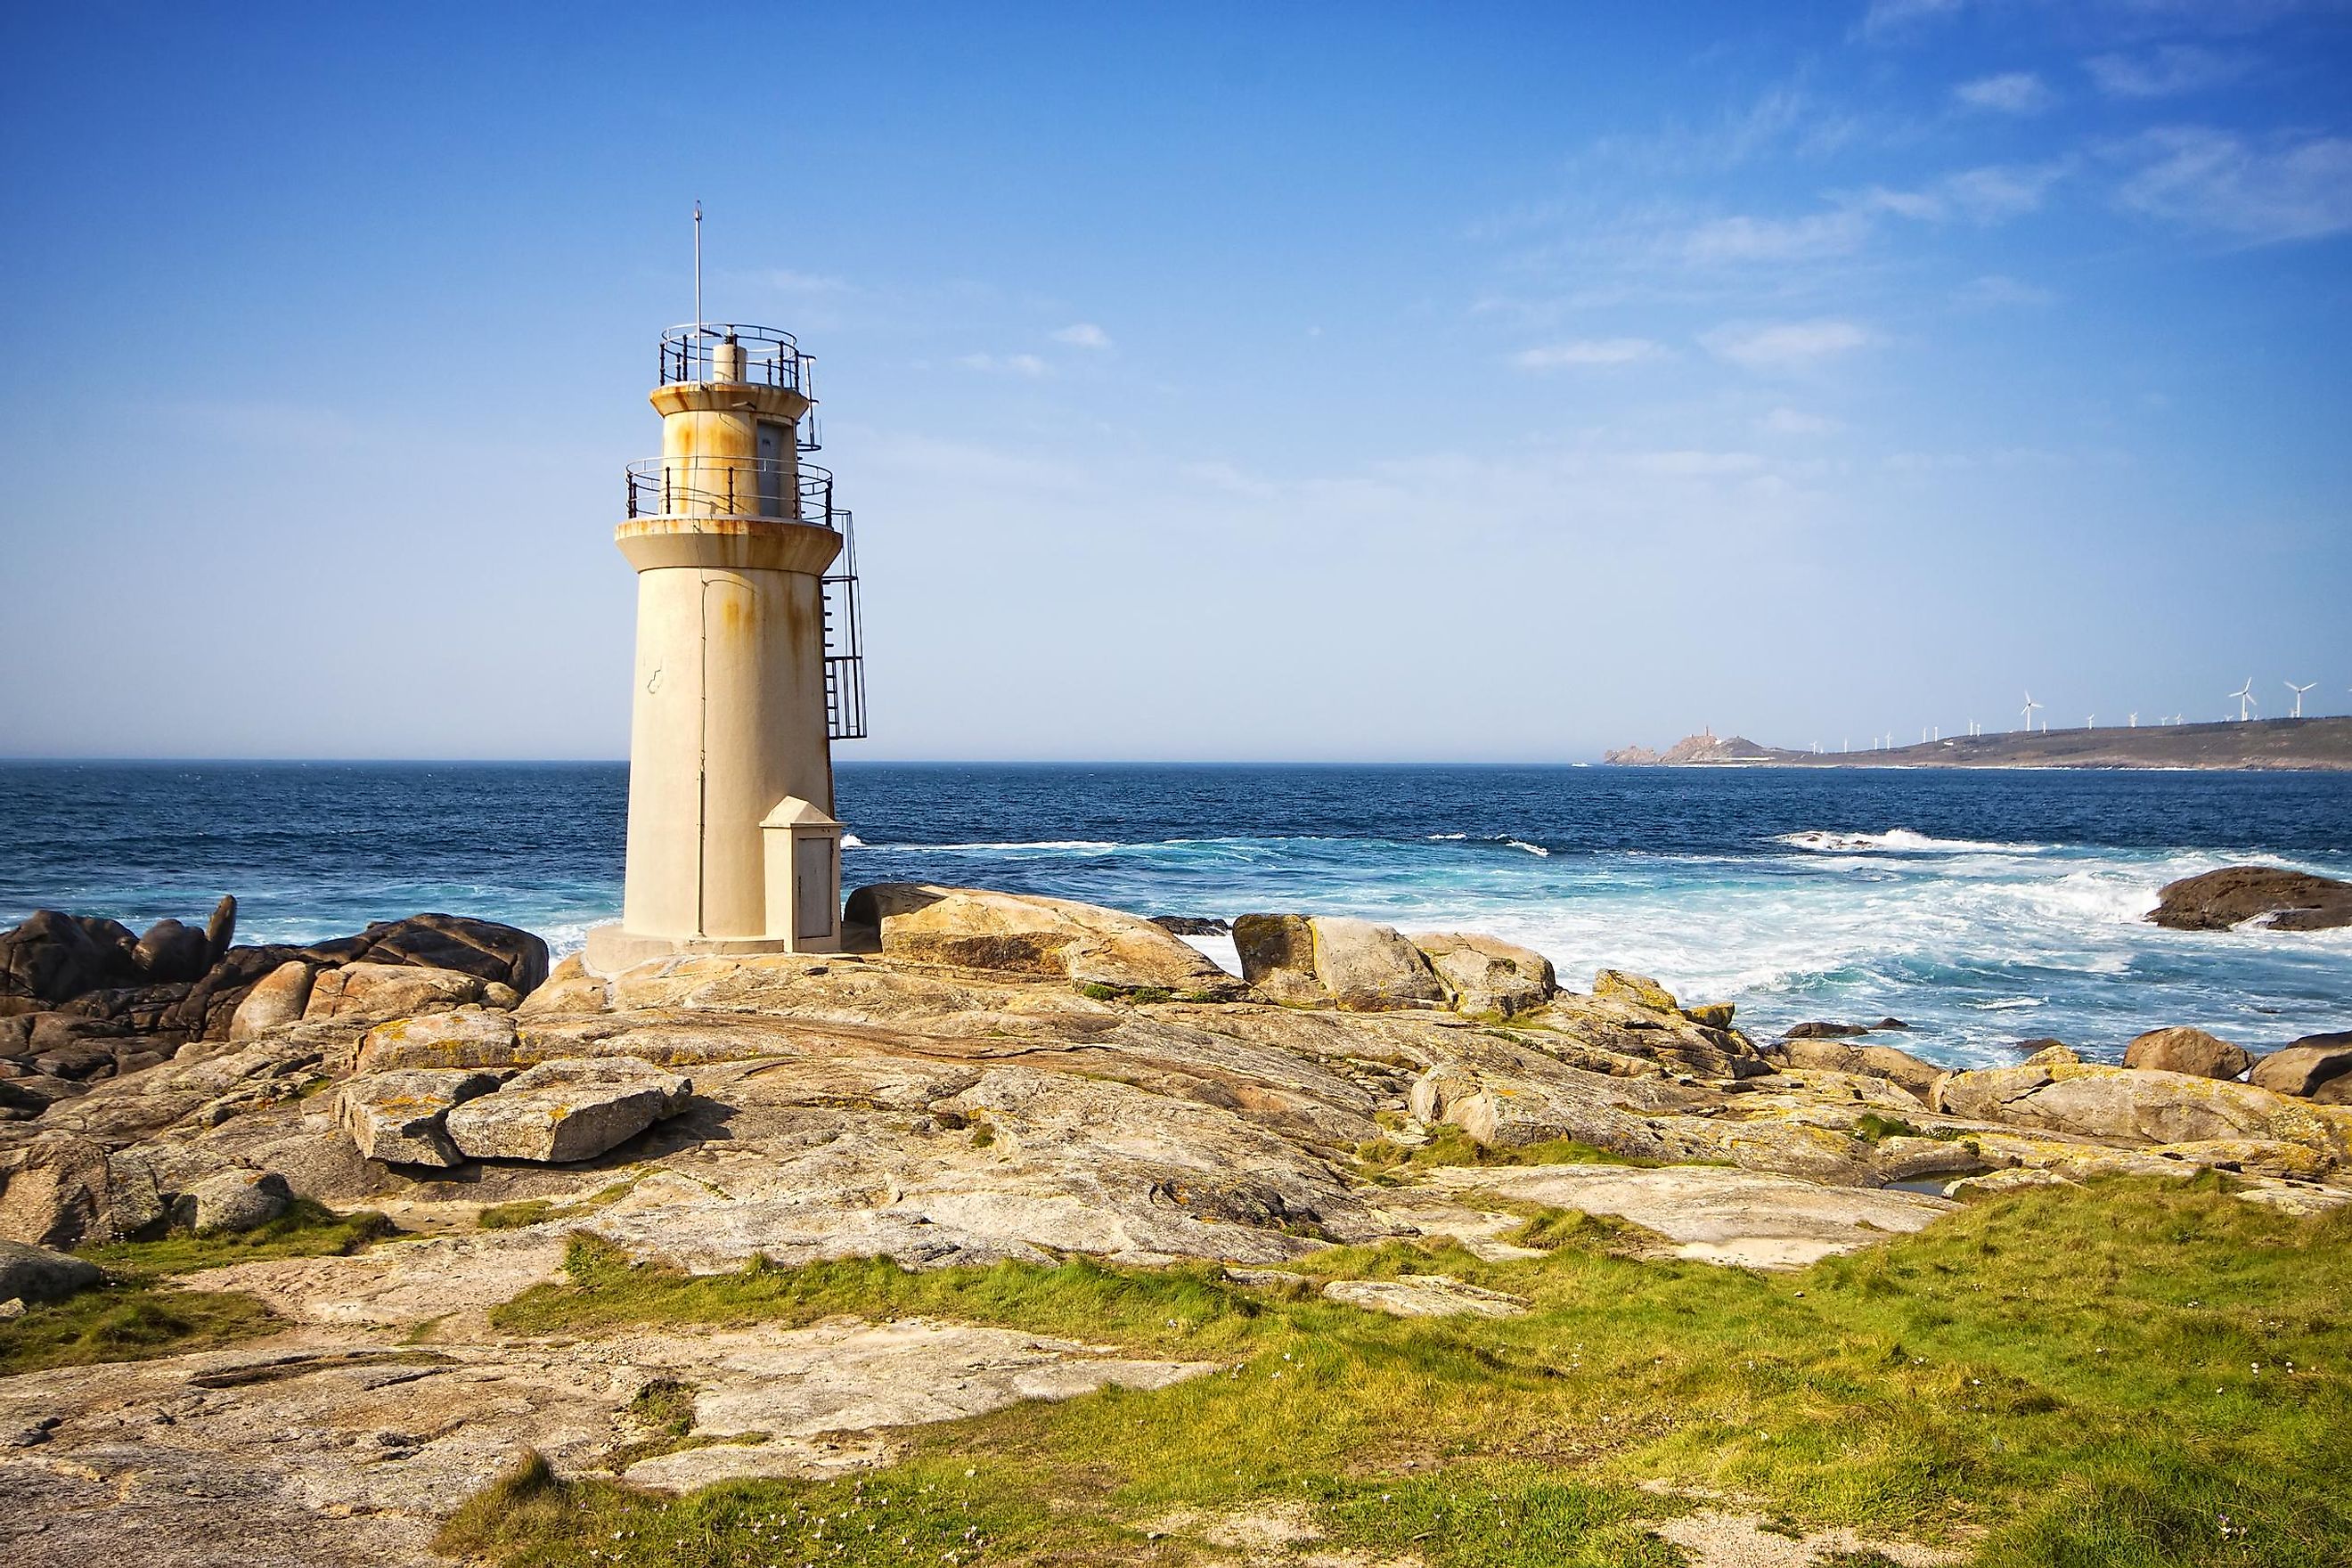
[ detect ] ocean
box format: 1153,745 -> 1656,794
4,761 -> 2348,1068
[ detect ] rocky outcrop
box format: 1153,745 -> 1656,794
339,1068 -> 506,1165
226,960 -> 319,1041
4,884 -> 2346,1285
0,909 -> 547,1128
352,1007 -> 520,1074
202,894 -> 238,965
0,911 -> 141,1003
1931,1062 -> 2352,1165
2251,1035 -> 2352,1105
1231,914 -> 1449,1011
1593,969 -> 1678,1013
1,1013 -> 175,1120
1849,1044 -> 1945,1099
2123,1026 -> 2251,1081
0,1237 -> 102,1305
329,913 -> 551,993
443,1057 -> 692,1163
1409,933 -> 1556,1017
132,919 -> 213,984
1765,1036 -> 1942,1099
303,962 -> 487,1023
2148,865 -> 2352,932
846,884 -> 1238,996
170,1169 -> 291,1234
0,1129 -> 164,1247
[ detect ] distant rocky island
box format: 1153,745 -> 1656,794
1605,715 -> 2352,771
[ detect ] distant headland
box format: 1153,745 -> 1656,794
1605,715 -> 2352,772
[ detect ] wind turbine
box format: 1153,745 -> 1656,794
2287,680 -> 2316,718
2128,713 -> 2138,727
2229,679 -> 2257,722
2021,692 -> 2042,732
2086,715 -> 2095,729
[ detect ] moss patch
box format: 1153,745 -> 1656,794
1357,1123 -> 1656,1177
478,1180 -> 639,1230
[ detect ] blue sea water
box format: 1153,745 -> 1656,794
4,761 -> 2348,1068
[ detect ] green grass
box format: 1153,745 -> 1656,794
1355,1123 -> 1655,1177
0,1198 -> 396,1376
78,1197 -> 396,1283
449,1175 -> 2352,1567
1854,1112 -> 1923,1144
0,1282 -> 281,1376
1499,1205 -> 1659,1254
478,1180 -> 639,1230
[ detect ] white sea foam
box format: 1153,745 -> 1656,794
1776,828 -> 2045,855
1502,839 -> 1551,857
841,833 -> 866,848
1179,933 -> 1243,976
876,839 -> 1123,853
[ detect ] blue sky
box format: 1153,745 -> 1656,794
2,1 -> 2347,760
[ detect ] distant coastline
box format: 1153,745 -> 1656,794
1605,715 -> 2352,772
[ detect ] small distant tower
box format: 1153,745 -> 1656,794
585,320 -> 866,972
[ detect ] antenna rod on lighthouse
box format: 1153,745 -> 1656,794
693,200 -> 703,332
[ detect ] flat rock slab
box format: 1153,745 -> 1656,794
444,1056 -> 690,1163
1655,1508 -> 1962,1568
0,1317 -> 1216,1564
1427,1163 -> 1956,1270
622,1433 -> 891,1490
1322,1274 -> 1527,1319
681,1317 -> 1216,1450
181,1229 -> 572,1325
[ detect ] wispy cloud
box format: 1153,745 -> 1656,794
1052,323 -> 1112,349
1859,0 -> 1964,39
2086,45 -> 2250,99
1955,274 -> 2057,307
1862,163 -> 2065,224
1512,338 -> 1667,370
1682,209 -> 1874,264
957,352 -> 1050,377
2116,127 -> 2352,243
1955,72 -> 2054,115
1703,319 -> 1880,370
1565,86 -> 1828,181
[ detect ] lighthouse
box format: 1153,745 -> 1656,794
584,319 -> 866,972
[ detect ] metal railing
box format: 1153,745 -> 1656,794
625,459 -> 838,525
659,323 -> 810,393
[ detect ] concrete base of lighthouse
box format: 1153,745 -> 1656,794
586,796 -> 847,976
582,924 -> 810,977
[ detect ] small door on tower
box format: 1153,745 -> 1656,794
756,422 -> 788,517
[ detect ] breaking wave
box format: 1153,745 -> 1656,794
1776,828 -> 2045,855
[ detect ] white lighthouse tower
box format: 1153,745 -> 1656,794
584,315 -> 866,973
